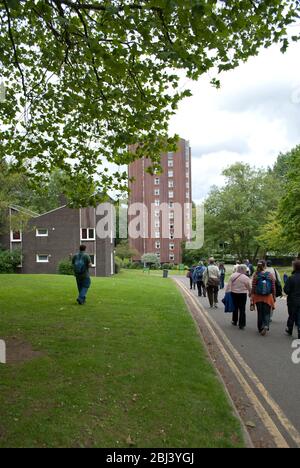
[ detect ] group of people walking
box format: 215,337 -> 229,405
188,258 -> 227,305
187,257 -> 300,338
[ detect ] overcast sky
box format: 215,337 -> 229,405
169,39 -> 300,204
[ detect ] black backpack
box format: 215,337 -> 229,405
274,269 -> 283,297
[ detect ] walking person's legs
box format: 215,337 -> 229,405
231,292 -> 239,326
201,281 -> 206,297
207,286 -> 214,308
76,277 -> 82,295
76,277 -> 84,304
286,305 -> 296,335
262,303 -> 271,330
256,302 -> 263,333
237,293 -> 247,329
77,277 -> 91,304
196,281 -> 202,296
260,302 -> 271,335
213,286 -> 219,308
295,306 -> 300,339
190,277 -> 193,290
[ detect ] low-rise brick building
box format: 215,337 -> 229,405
0,203 -> 115,277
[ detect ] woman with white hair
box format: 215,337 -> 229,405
226,264 -> 252,330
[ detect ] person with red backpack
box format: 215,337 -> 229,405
251,260 -> 276,336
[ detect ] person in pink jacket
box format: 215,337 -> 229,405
226,264 -> 252,330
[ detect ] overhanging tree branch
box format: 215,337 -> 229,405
2,0 -> 27,98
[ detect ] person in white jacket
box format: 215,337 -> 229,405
203,257 -> 220,308
226,264 -> 251,330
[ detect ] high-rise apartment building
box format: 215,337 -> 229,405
128,138 -> 192,264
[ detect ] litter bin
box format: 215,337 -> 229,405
163,269 -> 169,278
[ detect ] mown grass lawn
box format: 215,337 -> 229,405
0,271 -> 244,448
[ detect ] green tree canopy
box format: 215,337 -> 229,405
115,240 -> 139,260
255,146 -> 300,256
0,0 -> 299,203
141,252 -> 160,267
203,162 -> 279,261
279,146 -> 300,252
0,157 -> 30,232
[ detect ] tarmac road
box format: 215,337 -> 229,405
176,276 -> 300,447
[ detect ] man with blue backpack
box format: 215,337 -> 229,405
72,245 -> 92,305
192,261 -> 206,297
251,260 -> 276,336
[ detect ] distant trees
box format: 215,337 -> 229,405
278,146 -> 300,252
115,240 -> 139,262
0,161 -> 75,234
0,160 -> 98,235
202,163 -> 278,262
184,151 -> 300,264
141,253 -> 160,268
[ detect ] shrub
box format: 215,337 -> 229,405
162,263 -> 172,270
115,256 -> 122,274
121,258 -> 132,269
0,249 -> 22,273
129,262 -> 143,269
150,263 -> 160,270
58,258 -> 74,275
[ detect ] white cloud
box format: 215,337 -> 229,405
169,40 -> 300,203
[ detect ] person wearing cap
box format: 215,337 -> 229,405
203,257 -> 220,308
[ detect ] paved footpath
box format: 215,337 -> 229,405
175,276 -> 300,448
